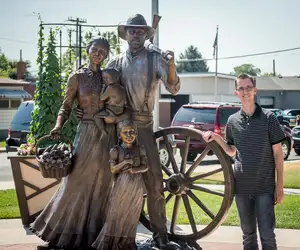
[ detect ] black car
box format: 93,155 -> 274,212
6,101 -> 34,152
292,126 -> 300,155
282,109 -> 300,128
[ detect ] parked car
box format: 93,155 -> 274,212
291,125 -> 300,155
6,101 -> 34,152
281,109 -> 300,128
171,102 -> 294,162
171,102 -> 242,161
268,109 -> 294,160
157,127 -> 177,168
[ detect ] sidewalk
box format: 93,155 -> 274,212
2,181 -> 300,194
0,219 -> 300,249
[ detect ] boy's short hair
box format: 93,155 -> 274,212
102,68 -> 120,83
235,74 -> 256,89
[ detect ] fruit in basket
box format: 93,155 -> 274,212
17,143 -> 36,156
38,142 -> 72,169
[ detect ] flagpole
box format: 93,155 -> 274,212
214,25 -> 219,102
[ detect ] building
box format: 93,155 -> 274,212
0,78 -> 32,139
159,72 -> 300,126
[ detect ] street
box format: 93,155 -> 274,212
1,150 -> 299,189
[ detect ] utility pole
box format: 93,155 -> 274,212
152,0 -> 160,131
67,17 -> 87,68
273,59 -> 276,76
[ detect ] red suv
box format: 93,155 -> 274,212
171,102 -> 241,161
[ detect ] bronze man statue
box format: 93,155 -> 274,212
107,14 -> 181,249
75,13 -> 181,249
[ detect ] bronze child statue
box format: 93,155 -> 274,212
92,120 -> 148,250
94,67 -> 127,132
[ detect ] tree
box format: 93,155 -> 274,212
30,28 -> 63,142
262,72 -> 282,77
231,64 -> 261,76
176,45 -> 209,73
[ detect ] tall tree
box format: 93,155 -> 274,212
231,63 -> 261,76
176,45 -> 209,73
30,28 -> 62,141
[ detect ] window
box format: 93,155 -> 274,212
10,99 -> 21,108
175,108 -> 217,124
219,108 -> 240,125
0,99 -> 9,108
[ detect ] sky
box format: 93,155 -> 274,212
1,0 -> 300,76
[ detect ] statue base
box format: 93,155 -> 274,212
136,238 -> 202,250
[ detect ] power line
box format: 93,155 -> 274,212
0,36 -> 34,44
177,46 -> 300,63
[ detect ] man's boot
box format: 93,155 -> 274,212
154,234 -> 181,250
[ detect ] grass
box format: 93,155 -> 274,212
164,191 -> 300,229
165,161 -> 300,188
2,189 -> 300,229
283,162 -> 300,188
0,189 -> 20,219
0,141 -> 5,147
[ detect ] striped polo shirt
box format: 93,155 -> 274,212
225,103 -> 286,195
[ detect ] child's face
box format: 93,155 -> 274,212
119,126 -> 137,144
102,72 -> 114,85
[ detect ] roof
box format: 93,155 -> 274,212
178,72 -> 236,79
0,78 -> 30,85
0,89 -> 32,99
256,77 -> 300,91
177,73 -> 300,91
184,101 -> 242,108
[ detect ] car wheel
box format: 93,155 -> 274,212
159,144 -> 171,168
187,152 -> 197,162
180,148 -> 197,162
295,149 -> 300,156
281,140 -> 290,160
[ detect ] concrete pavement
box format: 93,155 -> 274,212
0,219 -> 300,249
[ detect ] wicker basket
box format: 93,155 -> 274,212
35,134 -> 73,179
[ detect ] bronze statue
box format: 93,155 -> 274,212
94,67 -> 127,132
99,13 -> 181,249
92,120 -> 148,250
30,38 -> 116,250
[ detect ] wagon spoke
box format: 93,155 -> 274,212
190,184 -> 224,197
163,135 -> 179,174
187,190 -> 215,220
186,147 -> 210,176
166,193 -> 174,204
182,194 -> 197,234
180,136 -> 191,174
162,164 -> 173,176
170,195 -> 181,234
190,168 -> 223,182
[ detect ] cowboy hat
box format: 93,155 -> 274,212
118,14 -> 155,40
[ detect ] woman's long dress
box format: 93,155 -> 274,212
30,67 -> 116,249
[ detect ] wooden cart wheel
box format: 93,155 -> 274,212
139,126 -> 235,242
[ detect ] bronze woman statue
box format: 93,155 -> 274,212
30,38 -> 116,250
92,120 -> 148,250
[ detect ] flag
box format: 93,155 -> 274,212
213,26 -> 218,58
